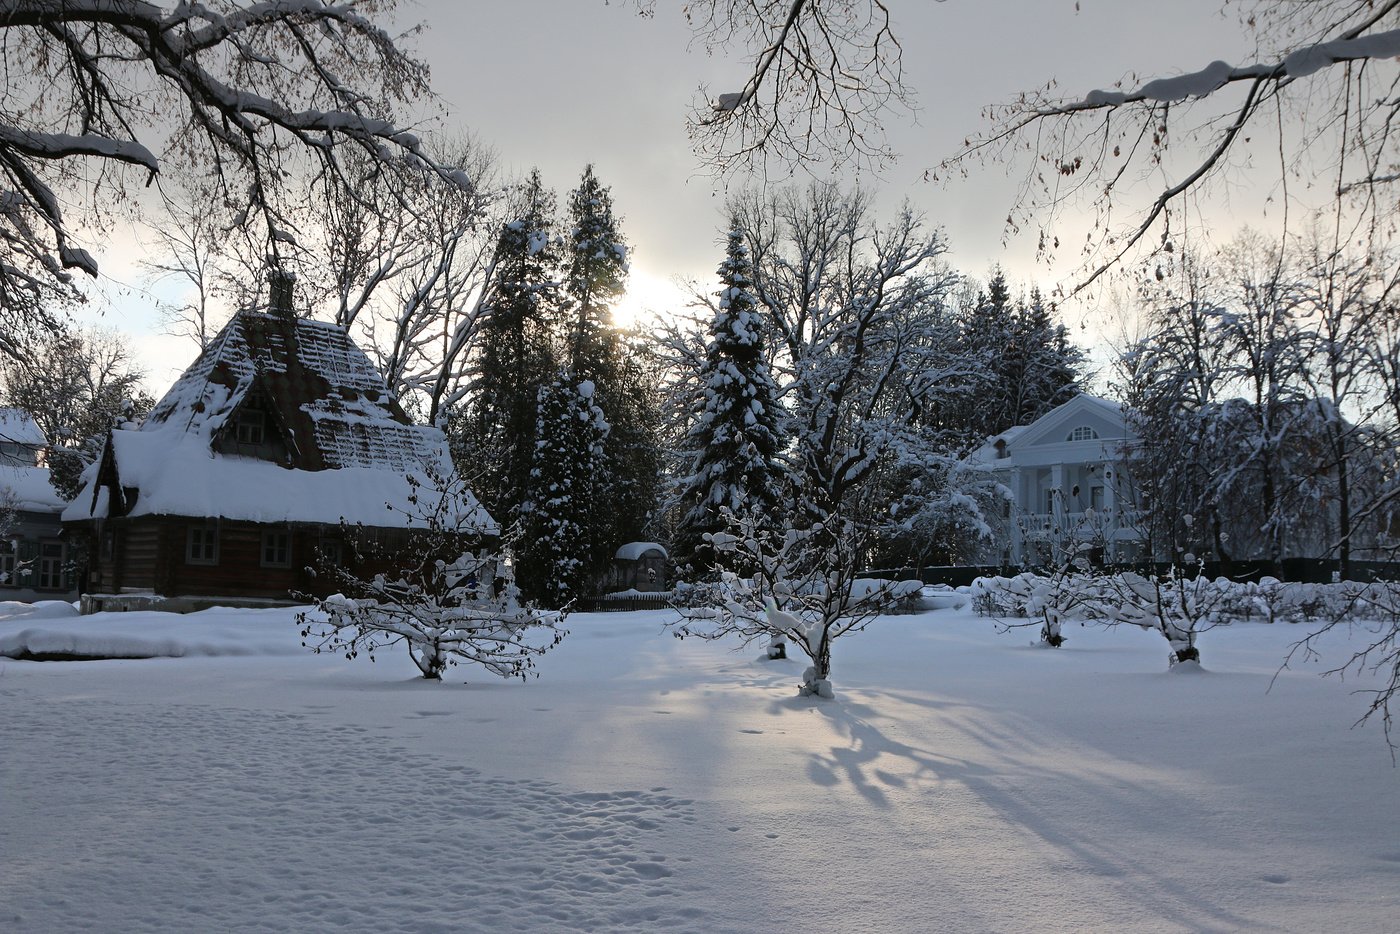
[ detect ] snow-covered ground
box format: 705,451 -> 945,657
2,601 -> 1397,933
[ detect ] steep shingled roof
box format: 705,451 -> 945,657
65,312 -> 493,531
145,312 -> 426,472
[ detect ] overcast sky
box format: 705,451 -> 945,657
105,0 -> 1279,392
411,1 -> 1260,307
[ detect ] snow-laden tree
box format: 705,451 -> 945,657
1118,232 -> 1399,570
560,166 -> 663,567
636,0 -> 911,175
675,184 -> 982,695
731,183 -> 970,527
298,470 -> 566,682
454,170 -> 563,527
355,140 -> 506,422
674,509 -> 922,696
671,224 -> 788,577
0,326 -> 153,500
1292,238 -> 1397,580
563,165 -> 628,381
0,0 -> 467,358
938,269 -> 1085,447
515,375 -> 610,610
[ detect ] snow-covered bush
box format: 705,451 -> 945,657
298,470 -> 566,681
301,554 -> 565,681
1081,566 -> 1226,666
672,511 -> 920,698
971,571 -> 1106,648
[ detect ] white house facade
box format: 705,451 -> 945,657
967,394 -> 1145,567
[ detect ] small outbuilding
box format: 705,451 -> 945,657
609,542 -> 668,593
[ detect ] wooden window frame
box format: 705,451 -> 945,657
236,410 -> 266,445
36,541 -> 64,590
261,528 -> 292,568
0,540 -> 14,588
186,522 -> 219,565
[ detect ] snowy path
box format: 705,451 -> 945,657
2,606 -> 1398,932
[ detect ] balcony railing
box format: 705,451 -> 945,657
1016,508 -> 1144,541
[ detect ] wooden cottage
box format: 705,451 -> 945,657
62,309 -> 492,611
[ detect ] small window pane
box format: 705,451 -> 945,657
261,530 -> 291,568
37,542 -> 63,589
186,524 -> 219,565
237,411 -> 265,445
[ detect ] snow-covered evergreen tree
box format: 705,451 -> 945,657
950,269 -> 1084,445
563,165 -> 627,382
560,166 -> 662,572
515,374 -> 609,609
455,170 -> 561,526
672,224 -> 787,577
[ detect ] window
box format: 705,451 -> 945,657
36,542 -> 63,590
236,410 -> 266,445
0,540 -> 13,586
261,529 -> 291,568
1090,485 -> 1105,511
186,523 -> 219,565
1068,425 -> 1099,442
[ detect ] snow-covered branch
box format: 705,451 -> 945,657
0,0 -> 466,349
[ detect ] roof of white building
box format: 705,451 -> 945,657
966,394 -> 1132,468
1,465 -> 66,513
0,408 -> 46,447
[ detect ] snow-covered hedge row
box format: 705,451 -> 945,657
971,573 -> 1400,625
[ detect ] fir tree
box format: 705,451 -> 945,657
672,224 -> 787,577
563,165 -> 628,382
560,166 -> 661,572
455,170 -> 561,525
515,374 -> 609,608
954,269 -> 1084,444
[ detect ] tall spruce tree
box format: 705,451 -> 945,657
672,224 -> 787,577
564,165 -> 627,382
561,166 -> 661,570
455,170 -> 561,526
515,373 -> 609,608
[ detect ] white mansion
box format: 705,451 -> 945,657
966,394 -> 1144,567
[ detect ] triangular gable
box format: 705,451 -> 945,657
1008,394 -> 1131,450
209,372 -> 299,466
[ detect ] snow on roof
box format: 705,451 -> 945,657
65,312 -> 494,532
62,427 -> 494,532
145,313 -> 419,472
615,542 -> 667,561
0,465 -> 65,512
965,425 -> 1031,467
0,408 -> 46,447
963,394 -> 1127,467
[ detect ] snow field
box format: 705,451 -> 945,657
1,604 -> 1397,932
